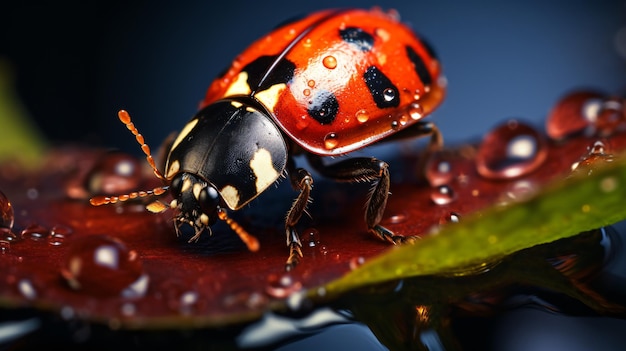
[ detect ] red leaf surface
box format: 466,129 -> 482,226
0,90 -> 624,329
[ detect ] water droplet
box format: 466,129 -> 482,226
303,38 -> 312,48
322,55 -> 337,69
307,79 -> 315,88
296,115 -> 309,130
60,235 -> 147,297
162,280 -> 202,315
440,212 -> 461,225
398,114 -> 409,126
545,90 -> 605,140
430,185 -> 456,205
375,27 -> 391,42
48,225 -> 73,246
476,120 -> 548,180
355,109 -> 369,123
20,224 -> 49,241
426,155 -> 453,187
323,133 -> 339,150
349,256 -> 365,270
87,151 -> 143,196
390,120 -> 400,130
0,191 -> 14,230
409,102 -> 424,120
304,228 -> 320,247
265,274 -> 302,298
0,228 -> 16,252
383,88 -> 396,102
571,140 -> 615,176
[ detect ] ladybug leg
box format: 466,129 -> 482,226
284,158 -> 314,270
386,121 -> 443,180
307,155 -> 408,244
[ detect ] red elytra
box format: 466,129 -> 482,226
202,8 -> 446,156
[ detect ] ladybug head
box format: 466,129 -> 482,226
89,110 -> 259,252
168,172 -> 220,235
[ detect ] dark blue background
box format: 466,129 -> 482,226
2,0 -> 624,154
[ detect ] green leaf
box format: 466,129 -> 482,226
320,153 -> 626,298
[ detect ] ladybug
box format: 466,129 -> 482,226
91,7 -> 446,269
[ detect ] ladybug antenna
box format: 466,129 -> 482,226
217,209 -> 260,252
117,110 -> 166,181
90,110 -> 170,207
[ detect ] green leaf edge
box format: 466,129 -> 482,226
318,154 -> 626,299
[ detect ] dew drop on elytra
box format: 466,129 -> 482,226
322,55 -> 337,69
60,235 -> 147,297
323,132 -> 339,150
476,120 -> 548,180
430,185 -> 456,205
383,88 -> 396,102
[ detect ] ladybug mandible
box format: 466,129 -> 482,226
91,8 -> 446,269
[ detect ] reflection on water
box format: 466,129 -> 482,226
1,222 -> 625,350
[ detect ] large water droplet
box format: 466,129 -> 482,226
476,120 -> 548,180
0,190 -> 14,230
60,235 -> 147,297
545,90 -> 604,140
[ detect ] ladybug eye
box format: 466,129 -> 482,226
170,174 -> 184,197
198,186 -> 220,214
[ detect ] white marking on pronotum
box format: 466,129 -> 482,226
170,119 -> 199,153
220,185 -> 240,210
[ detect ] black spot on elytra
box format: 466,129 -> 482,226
307,90 -> 339,124
339,27 -> 374,52
406,46 -> 433,87
242,55 -> 296,92
363,66 -> 399,108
